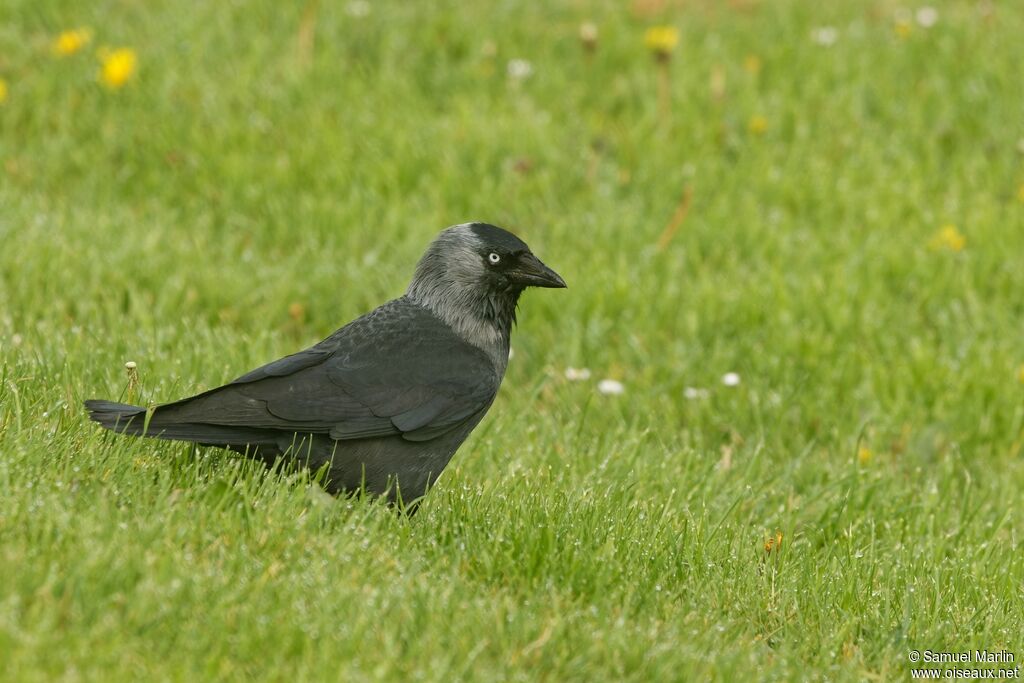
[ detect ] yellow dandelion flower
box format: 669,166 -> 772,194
748,114 -> 768,135
0,78 -> 7,104
98,47 -> 137,89
53,28 -> 92,56
857,446 -> 873,465
1016,183 -> 1024,204
743,54 -> 762,75
928,224 -> 966,252
895,19 -> 912,39
644,26 -> 679,59
763,530 -> 783,554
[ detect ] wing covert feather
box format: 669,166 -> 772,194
182,298 -> 500,443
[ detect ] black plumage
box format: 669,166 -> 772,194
85,222 -> 565,504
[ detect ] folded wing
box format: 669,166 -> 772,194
151,298 -> 500,443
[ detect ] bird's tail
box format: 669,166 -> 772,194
83,399 -> 278,445
84,399 -> 150,434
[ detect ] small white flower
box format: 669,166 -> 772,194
345,0 -> 370,17
507,59 -> 533,80
10,333 -> 22,346
683,387 -> 709,400
811,26 -> 838,46
125,361 -> 137,370
597,379 -> 624,395
565,367 -> 592,381
915,6 -> 938,27
721,372 -> 741,387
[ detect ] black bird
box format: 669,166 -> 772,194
85,223 -> 565,503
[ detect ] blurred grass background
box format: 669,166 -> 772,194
1,0 -> 1023,680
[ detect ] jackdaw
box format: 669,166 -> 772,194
85,222 -> 565,504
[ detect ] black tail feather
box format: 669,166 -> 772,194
84,399 -> 281,447
84,399 -> 147,433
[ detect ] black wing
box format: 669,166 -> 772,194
154,297 -> 500,443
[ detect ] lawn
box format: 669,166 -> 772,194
2,0 -> 1024,680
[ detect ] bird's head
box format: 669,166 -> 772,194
407,223 -> 565,348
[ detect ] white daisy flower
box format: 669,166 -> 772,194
565,367 -> 592,381
507,59 -> 533,80
811,26 -> 838,46
915,7 -> 938,27
346,1 -> 370,17
683,387 -> 709,400
721,372 -> 741,387
597,379 -> 625,395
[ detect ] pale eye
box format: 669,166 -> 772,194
487,252 -> 501,265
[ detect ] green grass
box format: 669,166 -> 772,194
2,0 -> 1024,679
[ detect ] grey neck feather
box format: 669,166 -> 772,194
405,226 -> 521,372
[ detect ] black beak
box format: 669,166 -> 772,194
511,252 -> 567,289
